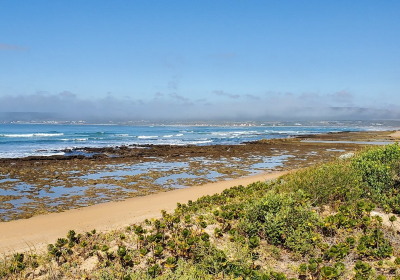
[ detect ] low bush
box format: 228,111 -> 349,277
240,190 -> 321,256
281,161 -> 364,206
352,143 -> 400,213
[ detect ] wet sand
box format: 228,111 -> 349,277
0,171 -> 288,254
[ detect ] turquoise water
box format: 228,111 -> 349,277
0,124 -> 370,158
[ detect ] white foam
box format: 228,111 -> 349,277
129,138 -> 214,146
138,135 -> 159,139
61,138 -> 88,141
274,131 -> 301,134
193,140 -> 213,144
0,150 -> 65,158
211,132 -> 228,136
1,133 -> 64,138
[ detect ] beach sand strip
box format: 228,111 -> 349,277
389,131 -> 400,138
0,171 -> 288,254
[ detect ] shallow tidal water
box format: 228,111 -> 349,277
0,153 -> 299,221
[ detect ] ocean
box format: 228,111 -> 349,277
0,124 -> 375,158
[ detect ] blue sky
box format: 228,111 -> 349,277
1,1 -> 399,120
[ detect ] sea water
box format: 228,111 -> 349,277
0,124 -> 373,158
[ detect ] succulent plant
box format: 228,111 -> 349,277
248,236 -> 260,249
154,244 -> 163,257
147,264 -> 161,278
139,247 -> 149,257
117,246 -> 127,258
165,256 -> 177,268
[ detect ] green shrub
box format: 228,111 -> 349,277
352,144 -> 400,213
354,260 -> 374,280
147,264 -> 161,278
8,253 -> 26,273
281,161 -> 363,206
240,190 -> 321,255
324,243 -> 349,261
352,144 -> 400,192
323,200 -> 376,233
357,229 -> 393,259
320,262 -> 345,280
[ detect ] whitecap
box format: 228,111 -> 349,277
61,138 -> 88,141
75,138 -> 88,141
138,135 -> 159,139
0,133 -> 64,138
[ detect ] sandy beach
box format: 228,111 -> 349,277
0,170 -> 288,254
390,131 -> 400,138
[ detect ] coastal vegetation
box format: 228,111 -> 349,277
1,144 -> 400,279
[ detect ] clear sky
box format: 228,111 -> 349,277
1,1 -> 400,121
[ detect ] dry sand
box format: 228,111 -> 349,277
390,131 -> 400,138
0,171 -> 288,254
